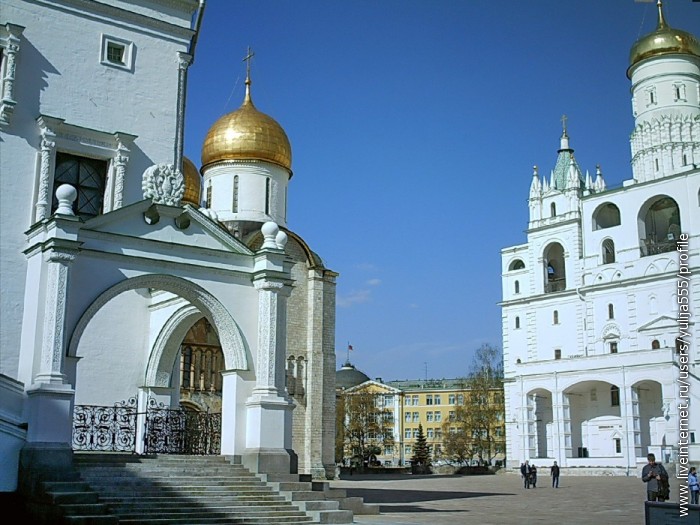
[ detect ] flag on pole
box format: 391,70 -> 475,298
348,344 -> 353,351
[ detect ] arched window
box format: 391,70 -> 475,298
544,242 -> 566,293
639,195 -> 681,256
551,203 -> 557,217
265,177 -> 271,215
509,259 -> 525,271
553,310 -> 559,324
608,304 -> 614,320
610,386 -> 620,407
515,316 -> 520,329
602,239 -> 616,264
593,203 -> 621,230
514,280 -> 520,294
651,339 -> 660,350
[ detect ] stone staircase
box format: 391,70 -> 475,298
60,453 -> 361,524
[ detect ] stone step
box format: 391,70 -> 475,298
62,514 -> 120,524
100,494 -> 289,505
118,515 -> 314,524
338,496 -> 381,515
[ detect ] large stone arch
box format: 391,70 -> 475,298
67,274 -> 249,373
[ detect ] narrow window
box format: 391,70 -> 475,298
52,152 -> 108,220
206,184 -> 212,208
649,91 -> 655,105
676,338 -> 683,354
554,349 -> 561,360
514,280 -> 520,294
265,177 -> 271,215
232,175 -> 239,212
682,154 -> 687,166
602,239 -> 615,264
515,316 -> 520,329
553,310 -> 559,324
651,339 -> 660,350
551,203 -> 557,217
655,158 -> 659,171
610,342 -> 618,354
615,438 -> 621,454
610,386 -> 620,407
608,304 -> 614,320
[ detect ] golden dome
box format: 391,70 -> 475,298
628,1 -> 700,77
201,78 -> 292,172
182,156 -> 202,206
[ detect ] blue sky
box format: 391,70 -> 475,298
183,0 -> 699,382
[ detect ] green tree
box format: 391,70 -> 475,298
342,389 -> 394,466
441,344 -> 505,465
411,423 -> 432,474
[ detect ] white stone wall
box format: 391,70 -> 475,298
1,0 -> 193,378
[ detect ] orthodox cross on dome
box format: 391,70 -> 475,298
242,46 -> 255,82
560,114 -> 568,136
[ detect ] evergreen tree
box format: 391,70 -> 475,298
411,423 -> 432,474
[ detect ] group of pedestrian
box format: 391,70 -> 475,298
520,460 -> 559,489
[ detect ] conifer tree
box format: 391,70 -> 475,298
411,423 -> 432,474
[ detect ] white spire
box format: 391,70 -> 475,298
594,165 -> 606,192
529,165 -> 542,199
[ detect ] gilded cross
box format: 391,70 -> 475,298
242,47 -> 255,78
561,114 -> 568,134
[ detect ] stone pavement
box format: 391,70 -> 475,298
330,470 -> 689,525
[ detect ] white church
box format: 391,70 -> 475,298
501,2 -> 699,474
0,0 -> 338,497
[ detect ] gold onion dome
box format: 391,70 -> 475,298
628,1 -> 700,76
182,156 -> 202,206
201,77 -> 292,173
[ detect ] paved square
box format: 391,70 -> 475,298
330,471 -> 689,524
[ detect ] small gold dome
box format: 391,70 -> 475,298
628,1 -> 700,77
182,156 -> 202,206
201,79 -> 292,172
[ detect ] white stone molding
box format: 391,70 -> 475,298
35,248 -> 78,385
142,163 -> 185,206
146,304 -> 202,388
34,115 -> 137,222
67,274 -> 249,370
0,23 -> 23,126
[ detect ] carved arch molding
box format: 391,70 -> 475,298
67,274 -> 249,377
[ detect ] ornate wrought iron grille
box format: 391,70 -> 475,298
73,397 -> 221,455
72,397 -> 138,452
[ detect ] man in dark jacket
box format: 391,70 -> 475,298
550,461 -> 560,488
520,460 -> 531,489
641,453 -> 669,501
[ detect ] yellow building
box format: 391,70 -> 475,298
335,365 -> 505,468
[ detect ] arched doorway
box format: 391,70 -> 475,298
630,380 -> 664,460
68,275 -> 248,455
638,195 -> 681,256
526,389 -> 553,459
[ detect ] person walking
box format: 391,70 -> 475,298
550,461 -> 560,488
520,461 -> 531,489
530,464 -> 538,488
689,466 -> 699,505
642,453 -> 669,502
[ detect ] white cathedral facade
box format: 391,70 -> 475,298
501,3 -> 699,474
0,0 -> 337,495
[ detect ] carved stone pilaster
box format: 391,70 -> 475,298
253,279 -> 289,395
35,249 -> 78,385
36,132 -> 57,222
112,137 -> 130,209
0,24 -> 23,126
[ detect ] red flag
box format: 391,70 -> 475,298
348,344 -> 353,351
